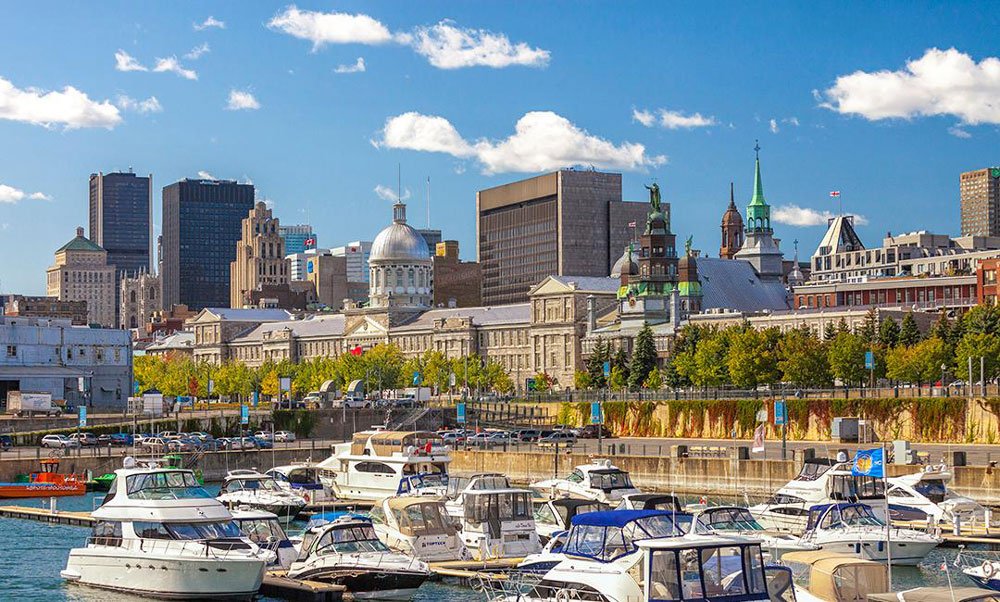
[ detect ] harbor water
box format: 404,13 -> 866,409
0,489 -> 985,600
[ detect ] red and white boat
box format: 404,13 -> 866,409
0,459 -> 86,498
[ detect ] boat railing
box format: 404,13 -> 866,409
474,571 -> 634,602
85,536 -> 265,561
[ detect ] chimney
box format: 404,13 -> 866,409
586,295 -> 596,334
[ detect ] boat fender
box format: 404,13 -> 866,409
983,561 -> 996,579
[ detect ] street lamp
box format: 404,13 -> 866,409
941,363 -> 948,397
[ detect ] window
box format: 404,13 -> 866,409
5,345 -> 15,358
355,461 -> 394,474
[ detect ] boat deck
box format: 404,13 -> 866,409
428,558 -> 524,579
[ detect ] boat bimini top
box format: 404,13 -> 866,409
562,509 -> 690,562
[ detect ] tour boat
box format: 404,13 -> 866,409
530,459 -> 641,504
616,492 -> 684,512
532,497 -> 609,543
799,503 -> 941,565
231,507 -> 298,569
887,464 -> 985,525
288,512 -> 430,600
265,463 -> 333,505
217,470 -> 307,524
781,550 -> 890,602
60,463 -> 268,599
317,430 -> 450,501
369,495 -> 471,562
445,486 -> 541,560
689,505 -> 819,559
0,459 -> 86,498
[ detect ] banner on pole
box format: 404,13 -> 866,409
851,448 -> 885,478
590,402 -> 602,425
751,423 -> 765,453
457,402 -> 466,424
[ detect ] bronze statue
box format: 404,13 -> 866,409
685,235 -> 693,257
644,182 -> 661,213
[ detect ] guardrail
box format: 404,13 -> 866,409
0,438 -> 340,463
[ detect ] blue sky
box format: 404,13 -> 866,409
1,2 -> 998,294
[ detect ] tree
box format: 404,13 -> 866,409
827,332 -> 867,386
778,327 -> 831,388
954,332 -> 1000,383
726,327 -> 779,389
643,368 -> 663,389
929,313 -> 952,345
912,337 -> 952,383
532,372 -> 552,392
962,305 -> 1000,337
574,370 -> 592,390
363,344 -> 404,391
858,308 -> 879,344
878,318 -> 900,348
586,337 -> 609,389
612,346 -> 630,385
692,335 -> 729,387
628,323 -> 658,390
899,313 -> 921,347
835,318 -> 850,336
608,366 -> 628,390
886,345 -> 920,384
422,350 -> 453,392
823,321 -> 836,342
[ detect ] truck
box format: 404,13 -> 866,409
7,391 -> 61,417
303,380 -> 340,409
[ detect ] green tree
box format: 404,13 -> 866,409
835,317 -> 850,336
954,332 -> 1000,382
778,327 -> 831,388
827,332 -> 867,386
878,318 -> 900,348
899,313 -> 922,347
886,345 -> 920,384
858,308 -> 879,344
692,335 -> 729,387
912,337 -> 952,383
586,337 -> 609,389
643,368 -> 663,389
612,346 -> 630,385
823,321 -> 836,342
363,344 -> 404,391
628,323 -> 658,390
726,327 -> 779,389
574,370 -> 592,390
422,350 -> 453,392
929,313 -> 952,345
962,305 -> 1000,337
608,366 -> 628,390
532,372 -> 552,392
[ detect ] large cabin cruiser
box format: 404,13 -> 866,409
231,507 -> 297,569
800,503 -> 941,565
317,430 -> 449,501
689,505 -> 818,559
217,470 -> 307,524
61,464 -> 268,600
288,512 -> 430,600
369,496 -> 471,562
533,498 -> 609,544
531,459 -> 640,504
446,486 -> 540,560
265,463 -> 333,505
887,464 -> 985,524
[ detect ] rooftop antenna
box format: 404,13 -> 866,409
426,176 -> 431,228
397,163 -> 401,205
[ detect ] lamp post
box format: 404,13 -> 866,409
941,363 -> 948,397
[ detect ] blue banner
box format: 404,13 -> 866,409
591,402 -> 602,425
412,371 -> 421,385
78,406 -> 87,428
774,400 -> 787,426
240,404 -> 249,425
456,402 -> 466,424
864,350 -> 875,370
851,448 -> 885,478
602,361 -> 611,379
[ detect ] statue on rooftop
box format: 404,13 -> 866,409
644,182 -> 662,214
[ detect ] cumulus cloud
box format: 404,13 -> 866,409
194,16 -> 225,31
116,95 -> 162,114
153,57 -> 197,80
783,117 -> 800,127
0,183 -> 50,204
769,119 -> 779,134
185,43 -> 210,60
948,126 -> 972,139
197,170 -> 217,180
632,107 -> 717,129
377,110 -> 665,175
114,49 -> 147,72
267,6 -> 395,49
226,89 -> 260,110
411,21 -> 549,69
334,57 -> 366,74
0,76 -> 121,129
821,48 -> 1000,125
772,204 -> 869,227
374,184 -> 410,202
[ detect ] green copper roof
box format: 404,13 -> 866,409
57,234 -> 104,253
748,157 -> 767,207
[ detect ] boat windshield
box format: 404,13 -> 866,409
226,477 -> 282,493
564,514 -> 685,561
702,508 -> 763,532
818,505 -> 885,530
464,492 -> 532,523
238,518 -> 287,543
125,472 -> 211,500
914,479 -> 947,503
311,524 -> 388,555
589,469 -> 633,492
391,502 -> 452,536
554,502 -> 607,525
447,474 -> 510,497
830,475 -> 885,501
648,544 -> 767,600
134,520 -> 242,540
795,461 -> 834,482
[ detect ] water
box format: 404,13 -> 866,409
0,490 -> 983,600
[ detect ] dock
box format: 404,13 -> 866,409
894,519 -> 1000,547
262,571 -> 345,602
0,504 -> 94,526
429,558 -> 523,579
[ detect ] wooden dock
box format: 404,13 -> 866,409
429,558 -> 523,579
0,505 -> 94,526
262,571 -> 345,602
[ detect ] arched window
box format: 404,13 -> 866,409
396,268 -> 403,287
408,268 -> 415,287
129,290 -> 136,303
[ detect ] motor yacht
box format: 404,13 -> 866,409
317,430 -> 450,501
60,464 -> 268,600
532,498 -> 609,544
799,503 -> 941,565
887,464 -> 985,525
265,463 -> 333,505
217,470 -> 307,524
518,530 -> 569,574
444,473 -> 511,499
530,459 -> 640,504
445,486 -> 541,560
288,512 -> 430,600
781,550 -> 889,602
689,505 -> 819,559
369,496 -> 471,562
231,507 -> 297,569
617,493 -> 684,512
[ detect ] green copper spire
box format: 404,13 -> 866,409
745,140 -> 771,232
748,140 -> 767,207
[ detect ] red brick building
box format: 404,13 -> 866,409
978,258 -> 999,306
792,274 -> 978,311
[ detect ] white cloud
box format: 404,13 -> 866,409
411,21 -> 549,69
153,57 -> 197,80
769,119 -> 779,134
114,49 -> 147,72
226,89 -> 260,111
632,107 -> 717,129
377,110 -> 665,175
374,184 -> 411,202
116,95 -> 162,114
783,116 -> 800,127
197,170 -> 217,180
334,57 -> 366,74
0,76 -> 121,129
821,47 -> 1000,125
948,125 -> 972,139
0,183 -> 50,204
267,6 -> 395,49
194,16 -> 225,31
185,43 -> 210,60
772,204 -> 869,227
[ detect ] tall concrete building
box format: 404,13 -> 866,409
416,228 -> 442,257
160,178 -> 255,310
278,224 -> 316,255
46,227 -> 116,327
330,241 -> 373,282
433,240 -> 482,308
306,252 -> 349,309
119,271 -> 160,329
230,202 -> 289,308
476,170 -> 648,306
960,167 -> 1000,237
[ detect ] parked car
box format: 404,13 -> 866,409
0,435 -> 12,450
577,424 -> 614,439
70,432 -> 98,446
41,434 -> 80,449
274,431 -> 296,442
159,431 -> 181,440
251,436 -> 273,449
189,431 -> 212,442
253,431 -> 274,442
440,431 -> 465,445
465,432 -> 493,447
538,431 -> 577,448
108,433 -> 134,446
140,437 -> 168,452
515,429 -> 541,442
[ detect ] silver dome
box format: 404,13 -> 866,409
610,246 -> 638,278
370,202 -> 430,262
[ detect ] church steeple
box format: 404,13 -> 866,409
720,181 -> 744,260
746,140 -> 771,233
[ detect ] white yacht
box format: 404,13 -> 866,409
799,502 -> 941,565
265,463 -> 334,505
617,493 -> 684,512
530,459 -> 641,504
887,464 -> 985,524
369,496 -> 471,562
445,473 -> 512,499
317,430 -> 450,501
217,470 -> 307,524
288,512 -> 430,600
231,507 -> 298,569
446,486 -> 540,560
689,505 -> 819,559
61,465 -> 268,600
532,498 -> 609,544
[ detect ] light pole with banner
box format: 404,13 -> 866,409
592,399 -> 604,455
774,398 -> 788,460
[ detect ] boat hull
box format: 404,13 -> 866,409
0,483 -> 86,498
811,539 -> 938,565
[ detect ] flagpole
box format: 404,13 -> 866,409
883,440 -> 892,587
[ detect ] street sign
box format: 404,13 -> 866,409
591,402 -> 603,425
240,404 -> 249,425
78,406 -> 87,428
774,399 -> 787,426
756,409 -> 769,423
602,361 -> 611,379
279,377 -> 291,392
864,350 -> 875,370
457,402 -> 466,424
412,371 -> 421,385
526,378 -> 536,391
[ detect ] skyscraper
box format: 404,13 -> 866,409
278,224 -> 316,255
46,227 -> 116,327
960,167 -> 1000,237
231,202 -> 289,308
160,178 -> 255,310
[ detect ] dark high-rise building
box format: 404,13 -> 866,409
416,228 -> 442,257
89,170 -> 152,322
160,178 -> 255,310
960,167 -> 1000,237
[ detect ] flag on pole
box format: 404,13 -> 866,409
305,238 -> 316,247
751,424 -> 766,453
350,345 -> 363,356
829,191 -> 841,198
850,448 -> 885,478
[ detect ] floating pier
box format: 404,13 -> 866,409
262,571 -> 345,602
429,558 -> 524,579
0,504 -> 94,526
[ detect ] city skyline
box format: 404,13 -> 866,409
1,2 -> 999,295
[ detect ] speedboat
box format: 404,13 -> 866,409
231,507 -> 297,569
799,503 -> 941,565
446,486 -> 541,560
217,470 -> 307,524
60,463 -> 268,600
530,459 -> 640,504
782,550 -> 889,602
317,430 -> 450,500
690,505 -> 818,559
617,492 -> 684,511
887,464 -> 985,525
532,498 -> 609,544
265,463 -> 333,505
518,530 -> 569,574
288,513 -> 430,600
369,496 -> 471,562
